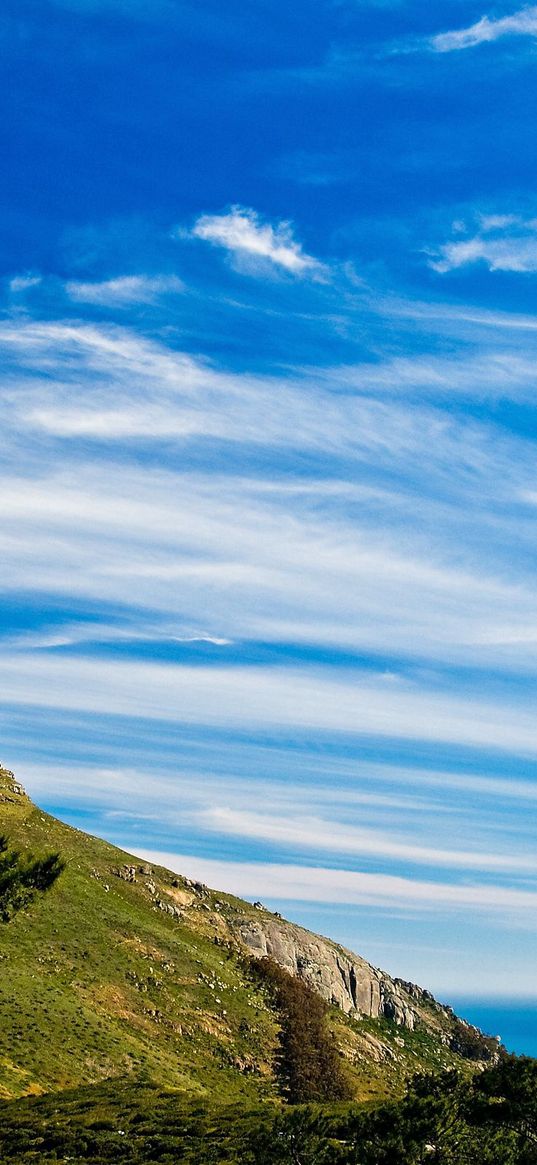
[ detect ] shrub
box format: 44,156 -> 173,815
251,957 -> 354,1104
0,834 -> 64,921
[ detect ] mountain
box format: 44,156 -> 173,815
0,764 -> 497,1104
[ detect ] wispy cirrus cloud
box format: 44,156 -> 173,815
5,625 -> 232,651
2,298 -> 537,993
199,805 -> 537,874
9,274 -> 42,293
132,849 -> 537,918
5,653 -> 537,757
5,0 -> 537,1006
6,318 -> 537,674
65,273 -> 184,306
431,5 -> 537,53
190,206 -> 324,276
429,214 -> 537,273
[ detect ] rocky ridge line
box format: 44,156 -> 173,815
232,914 -> 437,1030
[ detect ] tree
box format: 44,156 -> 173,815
251,957 -> 354,1104
467,1055 -> 537,1162
252,1107 -> 342,1165
0,834 -> 64,921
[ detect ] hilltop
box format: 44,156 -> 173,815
0,765 -> 497,1105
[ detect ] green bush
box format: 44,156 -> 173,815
0,834 -> 64,921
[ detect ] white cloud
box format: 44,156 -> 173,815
3,459 -> 537,671
479,214 -> 520,232
5,625 -> 231,650
190,206 -> 323,275
16,755 -> 537,873
14,758 -> 438,819
7,319 -> 537,455
431,5 -> 537,52
361,761 -> 537,805
6,320 -> 537,674
132,849 -> 537,918
171,634 -> 233,645
199,805 -> 537,874
65,274 -> 184,306
377,293 -> 537,334
10,634 -> 75,649
430,216 -> 537,273
9,274 -> 42,292
5,653 -> 537,758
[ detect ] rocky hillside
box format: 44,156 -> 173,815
236,914 -> 432,1028
0,765 -> 496,1103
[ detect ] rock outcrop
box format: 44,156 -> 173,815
234,915 -> 435,1031
0,770 -> 28,804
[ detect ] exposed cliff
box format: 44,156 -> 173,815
235,914 -> 436,1031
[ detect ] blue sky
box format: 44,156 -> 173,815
3,0 -> 537,1010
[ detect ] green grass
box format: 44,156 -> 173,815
0,766 -> 491,1105
0,768 -> 279,1103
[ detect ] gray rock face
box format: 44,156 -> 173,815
0,770 -> 27,803
236,916 -> 434,1030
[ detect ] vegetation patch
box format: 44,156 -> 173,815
0,834 -> 64,922
252,956 -> 354,1103
0,1055 -> 536,1163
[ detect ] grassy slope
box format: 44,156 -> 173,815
0,1078 -> 275,1164
0,767 -> 478,1104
